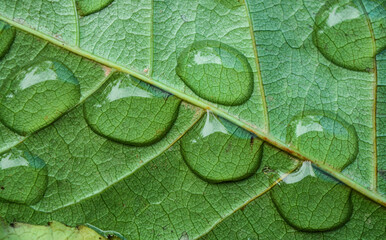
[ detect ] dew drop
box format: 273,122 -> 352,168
0,60 -> 81,135
180,111 -> 263,183
271,162 -> 352,232
313,0 -> 375,71
176,40 -> 253,106
76,0 -> 114,16
286,111 -> 358,170
0,20 -> 15,59
0,149 -> 48,205
83,73 -> 181,146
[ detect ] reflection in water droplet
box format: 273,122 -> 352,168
0,149 -> 48,205
313,0 -> 375,71
179,231 -> 189,240
176,40 -> 253,106
84,73 -> 181,146
271,162 -> 352,232
0,20 -> 15,59
0,60 -> 81,135
76,0 -> 115,16
181,111 -> 263,183
286,111 -> 358,170
281,161 -> 315,184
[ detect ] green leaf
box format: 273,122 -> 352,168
201,187 -> 385,240
0,221 -> 121,240
0,0 -> 385,239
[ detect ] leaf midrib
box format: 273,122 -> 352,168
0,15 -> 384,206
358,0 -> 379,194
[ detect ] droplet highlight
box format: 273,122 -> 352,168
271,162 -> 352,232
176,40 -> 253,106
313,0 -> 375,71
0,149 -> 48,205
76,0 -> 115,16
286,111 -> 358,170
83,73 -> 181,146
181,112 -> 263,183
0,20 -> 15,59
0,60 -> 81,135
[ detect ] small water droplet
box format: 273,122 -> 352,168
176,40 -> 253,106
0,60 -> 81,135
76,0 -> 115,16
271,162 -> 352,232
0,149 -> 48,205
313,0 -> 374,71
181,111 -> 263,183
0,20 -> 15,59
286,111 -> 358,170
83,73 -> 181,146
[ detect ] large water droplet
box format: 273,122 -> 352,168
313,0 -> 375,71
0,20 -> 15,59
76,0 -> 114,16
271,162 -> 352,232
286,111 -> 358,170
181,112 -> 263,183
0,149 -> 48,205
84,73 -> 181,146
176,40 -> 253,106
0,60 -> 81,135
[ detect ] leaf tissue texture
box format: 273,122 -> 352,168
0,0 -> 385,239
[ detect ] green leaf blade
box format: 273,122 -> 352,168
0,0 -> 385,239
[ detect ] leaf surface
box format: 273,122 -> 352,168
0,0 -> 385,239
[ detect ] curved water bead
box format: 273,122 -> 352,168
313,0 -> 377,71
180,112 -> 263,183
83,73 -> 181,146
0,149 -> 48,205
286,111 -> 358,170
271,162 -> 352,232
176,40 -> 253,106
0,20 -> 15,59
0,60 -> 81,135
76,0 -> 115,16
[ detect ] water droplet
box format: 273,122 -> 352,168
76,0 -> 115,16
0,149 -> 48,205
0,20 -> 15,59
313,0 -> 374,71
286,111 -> 358,170
271,162 -> 352,232
176,40 -> 253,106
83,73 -> 181,146
181,111 -> 263,183
0,60 -> 81,135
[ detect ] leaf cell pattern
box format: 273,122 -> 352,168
0,0 -> 385,239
